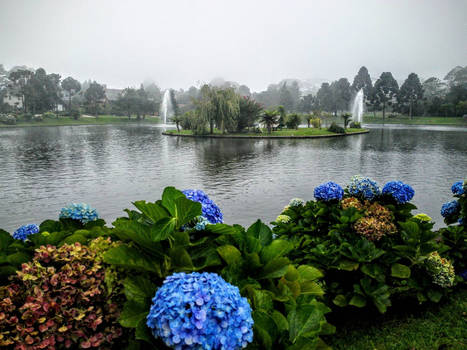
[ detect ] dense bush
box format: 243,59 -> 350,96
311,117 -> 321,129
32,114 -> 43,122
285,113 -> 301,129
43,111 -> 56,119
0,114 -> 17,125
273,177 -> 458,314
0,240 -> 123,348
349,121 -> 361,128
327,122 -> 345,134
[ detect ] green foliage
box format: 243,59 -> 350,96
327,122 -> 345,134
273,196 -> 453,314
285,113 -> 301,129
0,229 -> 31,283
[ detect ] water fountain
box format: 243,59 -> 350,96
350,89 -> 364,123
160,90 -> 173,124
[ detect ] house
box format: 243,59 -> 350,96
2,89 -> 22,108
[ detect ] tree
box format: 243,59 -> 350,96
213,88 -> 239,134
279,83 -> 294,112
8,69 -> 33,112
351,66 -> 373,97
84,81 -> 105,116
316,83 -> 333,112
398,73 -> 423,118
331,78 -> 352,115
341,113 -> 352,129
61,77 -> 81,111
298,94 -> 314,113
237,96 -> 263,132
118,88 -> 139,119
304,113 -> 313,128
277,105 -> 286,129
374,72 -> 399,121
285,113 -> 300,129
260,110 -> 278,134
171,115 -> 182,132
422,77 -> 447,115
169,89 -> 180,117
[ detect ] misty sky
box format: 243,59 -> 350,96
1,0 -> 466,91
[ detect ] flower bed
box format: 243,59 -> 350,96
0,180 -> 465,349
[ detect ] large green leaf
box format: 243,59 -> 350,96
174,196 -> 202,227
135,318 -> 153,343
38,220 -> 62,234
297,265 -> 323,281
170,246 -> 194,270
247,220 -> 272,247
123,276 -> 157,305
103,246 -> 161,274
0,229 -> 13,250
288,303 -> 324,343
151,217 -> 177,241
217,245 -> 242,265
7,252 -> 31,265
391,263 -> 411,279
260,257 -> 290,279
260,240 -> 293,263
252,310 -> 277,350
133,200 -> 169,223
120,300 -> 148,328
349,295 -> 367,308
300,281 -> 324,296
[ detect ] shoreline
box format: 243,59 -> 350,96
163,129 -> 369,139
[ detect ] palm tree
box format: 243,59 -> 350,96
261,110 -> 278,134
342,112 -> 352,129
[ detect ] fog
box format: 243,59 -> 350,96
1,0 -> 466,91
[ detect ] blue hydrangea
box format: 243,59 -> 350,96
59,203 -> 99,224
147,272 -> 254,350
451,181 -> 465,196
440,200 -> 460,218
314,181 -> 344,202
348,175 -> 381,200
13,224 -> 39,241
382,181 -> 415,204
183,190 -> 223,224
182,216 -> 210,232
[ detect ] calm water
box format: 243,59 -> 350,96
1,124 -> 466,231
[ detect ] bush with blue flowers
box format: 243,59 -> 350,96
59,203 -> 99,224
382,181 -> 415,204
146,272 -> 253,349
12,223 -> 39,241
183,189 -> 223,224
348,175 -> 381,200
314,181 -> 344,201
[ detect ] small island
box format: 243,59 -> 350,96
163,127 -> 369,139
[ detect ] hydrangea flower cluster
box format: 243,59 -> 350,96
288,198 -> 305,207
12,224 -> 39,241
382,181 -> 415,204
194,216 -> 210,231
440,200 -> 460,218
451,181 -> 465,196
340,197 -> 364,211
275,214 -> 291,224
348,175 -> 381,200
183,190 -> 223,224
146,272 -> 253,350
425,252 -> 455,288
59,203 -> 98,224
314,182 -> 344,202
413,213 -> 432,222
353,202 -> 396,241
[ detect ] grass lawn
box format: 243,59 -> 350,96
327,288 -> 467,350
363,114 -> 467,126
0,115 -> 161,127
165,127 -> 367,137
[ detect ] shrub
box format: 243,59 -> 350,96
349,121 -> 361,128
348,175 -> 381,200
0,241 -> 123,348
285,113 -> 301,129
22,113 -> 33,121
327,122 -> 345,134
311,117 -> 321,129
43,111 -> 56,119
32,114 -> 43,122
273,176 -> 452,313
439,179 -> 467,277
0,114 -> 16,125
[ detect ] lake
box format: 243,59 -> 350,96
1,124 -> 466,232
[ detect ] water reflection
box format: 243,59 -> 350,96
0,124 -> 466,231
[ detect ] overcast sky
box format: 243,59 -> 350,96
1,0 -> 466,91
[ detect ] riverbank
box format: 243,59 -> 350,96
0,115 -> 161,128
363,115 -> 467,126
163,127 -> 369,139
